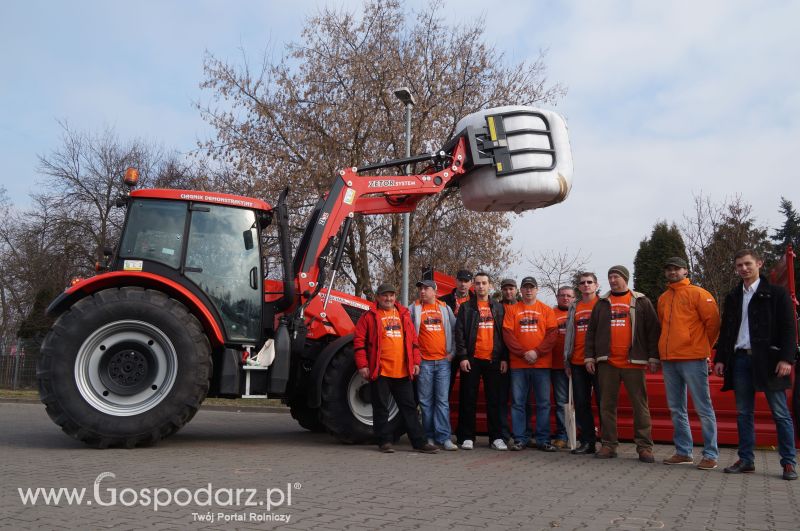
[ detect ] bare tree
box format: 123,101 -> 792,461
197,0 -> 565,296
525,249 -> 590,300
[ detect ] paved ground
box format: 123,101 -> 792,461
2,402 -> 799,530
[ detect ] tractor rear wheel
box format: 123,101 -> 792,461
319,344 -> 403,444
289,400 -> 325,433
37,287 -> 211,448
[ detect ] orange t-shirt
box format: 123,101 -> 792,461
454,293 -> 471,315
608,292 -> 640,370
417,303 -> 447,360
503,300 -> 557,369
552,307 -> 568,369
473,301 -> 494,360
378,308 -> 408,378
571,298 -> 597,366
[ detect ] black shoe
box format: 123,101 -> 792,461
571,442 -> 596,455
723,460 -> 755,474
379,443 -> 395,453
783,464 -> 798,480
536,442 -> 557,452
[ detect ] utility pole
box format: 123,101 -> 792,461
393,87 -> 415,306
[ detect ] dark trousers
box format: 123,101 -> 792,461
456,358 -> 502,443
370,376 -> 426,448
596,363 -> 653,451
571,363 -> 601,445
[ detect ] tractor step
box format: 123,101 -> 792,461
241,365 -> 269,398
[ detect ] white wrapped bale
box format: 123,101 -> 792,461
455,105 -> 573,213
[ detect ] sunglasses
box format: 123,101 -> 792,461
579,280 -> 594,285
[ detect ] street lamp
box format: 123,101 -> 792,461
393,87 -> 415,306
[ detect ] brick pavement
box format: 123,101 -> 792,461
1,402 -> 799,530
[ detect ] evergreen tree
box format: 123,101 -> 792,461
633,221 -> 687,302
769,196 -> 800,300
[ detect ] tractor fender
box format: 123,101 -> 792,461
307,334 -> 354,409
46,271 -> 225,347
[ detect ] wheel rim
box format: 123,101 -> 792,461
346,372 -> 398,426
74,320 -> 178,416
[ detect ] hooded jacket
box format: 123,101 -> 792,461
354,303 -> 421,381
657,278 -> 720,361
584,290 -> 660,366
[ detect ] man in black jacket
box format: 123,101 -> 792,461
443,270 -> 477,397
454,272 -> 508,450
713,249 -> 798,480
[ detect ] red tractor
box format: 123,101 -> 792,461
37,106 -> 573,447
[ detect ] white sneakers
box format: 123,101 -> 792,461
491,438 -> 508,451
442,440 -> 458,451
461,440 -> 474,450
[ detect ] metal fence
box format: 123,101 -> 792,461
0,338 -> 42,390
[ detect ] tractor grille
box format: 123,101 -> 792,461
343,305 -> 367,326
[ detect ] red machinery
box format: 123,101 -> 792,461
38,106 -> 573,447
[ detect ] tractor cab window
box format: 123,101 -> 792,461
120,200 -> 187,269
185,205 -> 261,342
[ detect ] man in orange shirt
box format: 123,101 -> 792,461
551,286 -> 576,448
657,257 -> 720,470
585,266 -> 660,462
410,279 -> 458,451
503,276 -> 558,451
354,283 -> 438,454
564,272 -> 602,455
454,272 -> 508,450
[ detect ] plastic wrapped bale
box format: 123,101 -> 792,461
455,105 -> 573,213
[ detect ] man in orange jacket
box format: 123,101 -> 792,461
354,282 -> 439,454
657,257 -> 720,470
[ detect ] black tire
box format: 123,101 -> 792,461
318,344 -> 404,444
37,287 -> 211,448
289,401 -> 325,433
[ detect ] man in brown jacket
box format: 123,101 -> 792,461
585,265 -> 660,462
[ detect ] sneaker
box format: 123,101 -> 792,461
638,449 -> 655,463
595,446 -> 618,459
427,438 -> 436,447
509,441 -> 524,451
663,454 -> 693,465
551,439 -> 568,449
416,443 -> 439,454
697,458 -> 718,470
442,440 -> 458,451
723,460 -> 755,474
783,464 -> 798,480
491,438 -> 508,451
379,443 -> 395,453
461,440 -> 474,450
536,442 -> 557,452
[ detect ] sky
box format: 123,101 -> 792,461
1,0 -> 798,301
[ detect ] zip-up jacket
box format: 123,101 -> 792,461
354,303 -> 421,381
455,299 -> 508,363
409,299 -> 457,357
657,278 -> 720,361
585,290 -> 660,365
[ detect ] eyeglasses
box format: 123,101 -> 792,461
579,280 -> 594,285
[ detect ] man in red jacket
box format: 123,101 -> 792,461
354,282 -> 438,454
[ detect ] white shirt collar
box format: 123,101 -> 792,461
743,277 -> 760,294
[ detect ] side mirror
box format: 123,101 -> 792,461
243,229 -> 254,251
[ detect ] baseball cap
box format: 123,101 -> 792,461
376,282 -> 397,295
520,276 -> 538,288
664,257 -> 688,269
501,278 -> 517,288
416,279 -> 437,290
456,270 -> 473,281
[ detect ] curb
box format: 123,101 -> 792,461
0,397 -> 289,414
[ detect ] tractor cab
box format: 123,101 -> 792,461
115,189 -> 273,344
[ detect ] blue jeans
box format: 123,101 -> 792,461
511,368 -> 551,445
733,352 -> 797,466
551,369 -> 569,441
662,359 -> 719,460
417,359 -> 452,444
